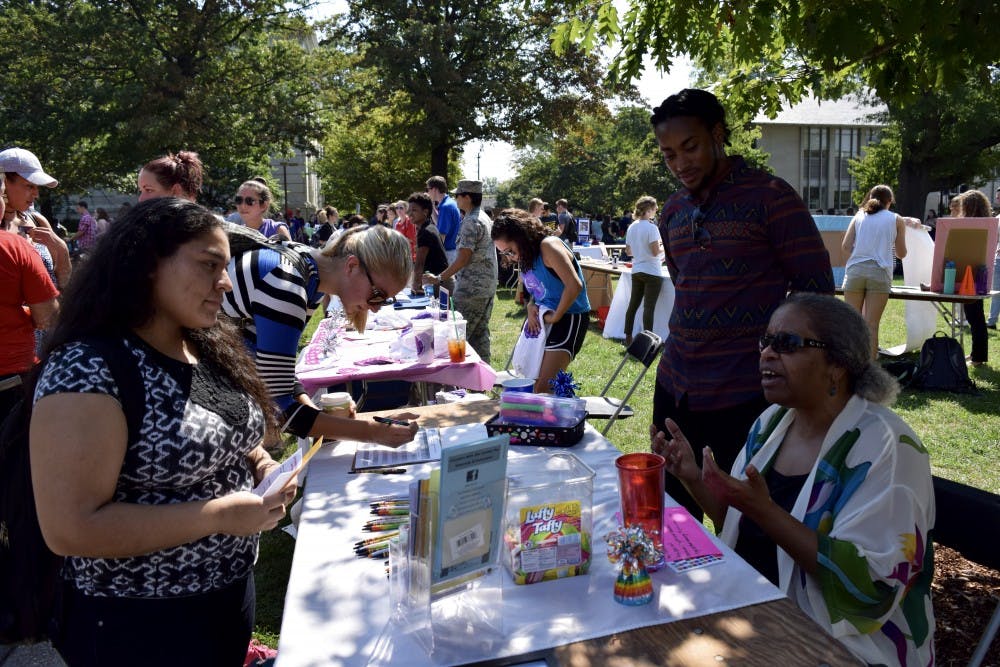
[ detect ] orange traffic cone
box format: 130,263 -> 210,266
958,265 -> 976,296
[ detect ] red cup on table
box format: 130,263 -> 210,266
615,452 -> 665,570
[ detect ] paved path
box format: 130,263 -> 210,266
0,643 -> 65,666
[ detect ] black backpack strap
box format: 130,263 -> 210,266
77,336 -> 145,446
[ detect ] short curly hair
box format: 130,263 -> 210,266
490,208 -> 554,270
650,88 -> 731,145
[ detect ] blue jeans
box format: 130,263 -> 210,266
988,254 -> 1000,326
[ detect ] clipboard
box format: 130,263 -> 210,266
352,429 -> 442,472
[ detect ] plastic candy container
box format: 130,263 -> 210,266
503,452 -> 595,585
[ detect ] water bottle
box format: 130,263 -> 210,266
424,284 -> 438,317
942,260 -> 956,295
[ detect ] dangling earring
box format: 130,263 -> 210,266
828,381 -> 837,397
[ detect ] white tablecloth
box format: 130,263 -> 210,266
275,424 -> 783,667
602,266 -> 673,341
572,244 -> 608,260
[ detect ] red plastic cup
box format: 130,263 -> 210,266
616,452 -> 665,569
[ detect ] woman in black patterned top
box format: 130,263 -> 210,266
29,198 -> 292,667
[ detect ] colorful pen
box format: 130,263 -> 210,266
372,416 -> 411,427
355,531 -> 400,547
371,508 -> 409,516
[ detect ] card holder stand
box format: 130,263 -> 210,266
371,489 -> 505,667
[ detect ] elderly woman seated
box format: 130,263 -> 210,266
652,293 -> 934,666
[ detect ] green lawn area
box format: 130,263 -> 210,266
253,282 -> 1000,645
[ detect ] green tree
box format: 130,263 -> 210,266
849,124 -> 902,205
307,37 -> 435,214
0,0 -> 323,209
554,0 -> 1000,118
333,0 -> 627,178
848,83 -> 1000,214
553,0 -> 1000,215
498,106 -> 660,216
496,104 -> 768,216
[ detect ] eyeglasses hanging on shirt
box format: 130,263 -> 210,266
689,206 -> 711,251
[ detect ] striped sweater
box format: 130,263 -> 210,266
224,242 -> 322,435
656,156 -> 834,411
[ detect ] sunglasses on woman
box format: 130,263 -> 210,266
759,332 -> 828,354
234,196 -> 262,206
356,255 -> 395,306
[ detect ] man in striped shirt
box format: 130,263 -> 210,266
649,89 -> 834,521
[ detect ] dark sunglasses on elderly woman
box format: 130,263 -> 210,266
234,196 -> 261,206
759,332 -> 828,354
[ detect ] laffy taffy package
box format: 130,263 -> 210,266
505,501 -> 591,584
503,452 -> 595,585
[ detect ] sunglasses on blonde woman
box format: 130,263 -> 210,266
356,255 -> 395,306
234,196 -> 261,206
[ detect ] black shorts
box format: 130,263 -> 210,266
544,312 -> 588,358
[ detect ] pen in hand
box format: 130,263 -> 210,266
373,416 -> 411,427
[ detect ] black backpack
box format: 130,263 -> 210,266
225,222 -> 313,272
908,332 -> 978,394
0,337 -> 143,644
559,212 -> 578,243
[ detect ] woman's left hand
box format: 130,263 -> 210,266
524,303 -> 541,335
701,447 -> 772,518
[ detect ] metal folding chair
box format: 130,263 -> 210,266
491,344 -> 520,397
581,330 -> 663,436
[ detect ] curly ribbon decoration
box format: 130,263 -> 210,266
605,525 -> 660,605
548,369 -> 580,398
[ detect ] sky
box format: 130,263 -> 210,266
463,58 -> 695,182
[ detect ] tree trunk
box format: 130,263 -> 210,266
431,143 -> 449,181
895,161 -> 933,219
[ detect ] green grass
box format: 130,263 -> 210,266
254,283 -> 1000,643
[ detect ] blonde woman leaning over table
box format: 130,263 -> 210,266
31,198 -> 293,667
223,223 -> 418,446
652,293 -> 934,667
623,195 -> 664,347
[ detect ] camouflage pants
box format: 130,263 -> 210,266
455,294 -> 494,364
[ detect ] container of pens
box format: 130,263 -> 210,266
498,391 -> 586,427
356,497 -> 410,561
486,392 -> 587,447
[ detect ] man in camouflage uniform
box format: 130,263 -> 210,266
422,179 -> 497,363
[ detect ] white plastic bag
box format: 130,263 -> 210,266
511,306 -> 551,379
901,226 -> 938,352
